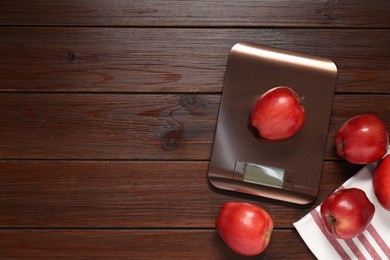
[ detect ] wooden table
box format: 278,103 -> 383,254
1,1 -> 389,259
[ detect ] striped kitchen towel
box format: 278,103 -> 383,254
294,161 -> 390,260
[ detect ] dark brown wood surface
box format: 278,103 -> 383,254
1,28 -> 390,93
1,0 -> 390,27
1,1 -> 389,259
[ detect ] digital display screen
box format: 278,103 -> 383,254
243,163 -> 285,189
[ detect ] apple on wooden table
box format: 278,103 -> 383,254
335,114 -> 389,164
215,202 -> 274,256
251,86 -> 305,140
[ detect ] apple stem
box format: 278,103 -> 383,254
299,96 -> 305,105
328,214 -> 336,225
337,141 -> 345,156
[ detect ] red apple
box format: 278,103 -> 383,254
373,154 -> 390,211
335,114 -> 389,164
320,188 -> 375,239
215,202 -> 273,256
251,86 -> 305,140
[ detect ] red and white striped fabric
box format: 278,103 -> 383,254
294,161 -> 390,260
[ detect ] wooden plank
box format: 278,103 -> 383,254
0,229 -> 312,259
0,0 -> 389,28
1,28 -> 390,93
1,93 -> 389,160
0,160 -> 362,228
0,94 -> 219,160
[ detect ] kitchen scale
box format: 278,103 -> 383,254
208,43 -> 338,204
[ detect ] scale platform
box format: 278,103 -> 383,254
208,43 -> 338,204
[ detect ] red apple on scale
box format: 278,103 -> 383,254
216,202 -> 273,256
373,154 -> 390,211
335,114 -> 389,164
320,188 -> 375,239
251,86 -> 305,140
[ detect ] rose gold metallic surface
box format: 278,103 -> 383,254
208,42 -> 338,204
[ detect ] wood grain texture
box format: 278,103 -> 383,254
0,229 -> 313,259
0,0 -> 389,27
1,94 -> 389,160
1,1 -> 389,258
1,28 -> 390,93
0,94 -> 219,159
0,160 -> 361,228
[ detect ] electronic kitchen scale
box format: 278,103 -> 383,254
208,42 -> 338,204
